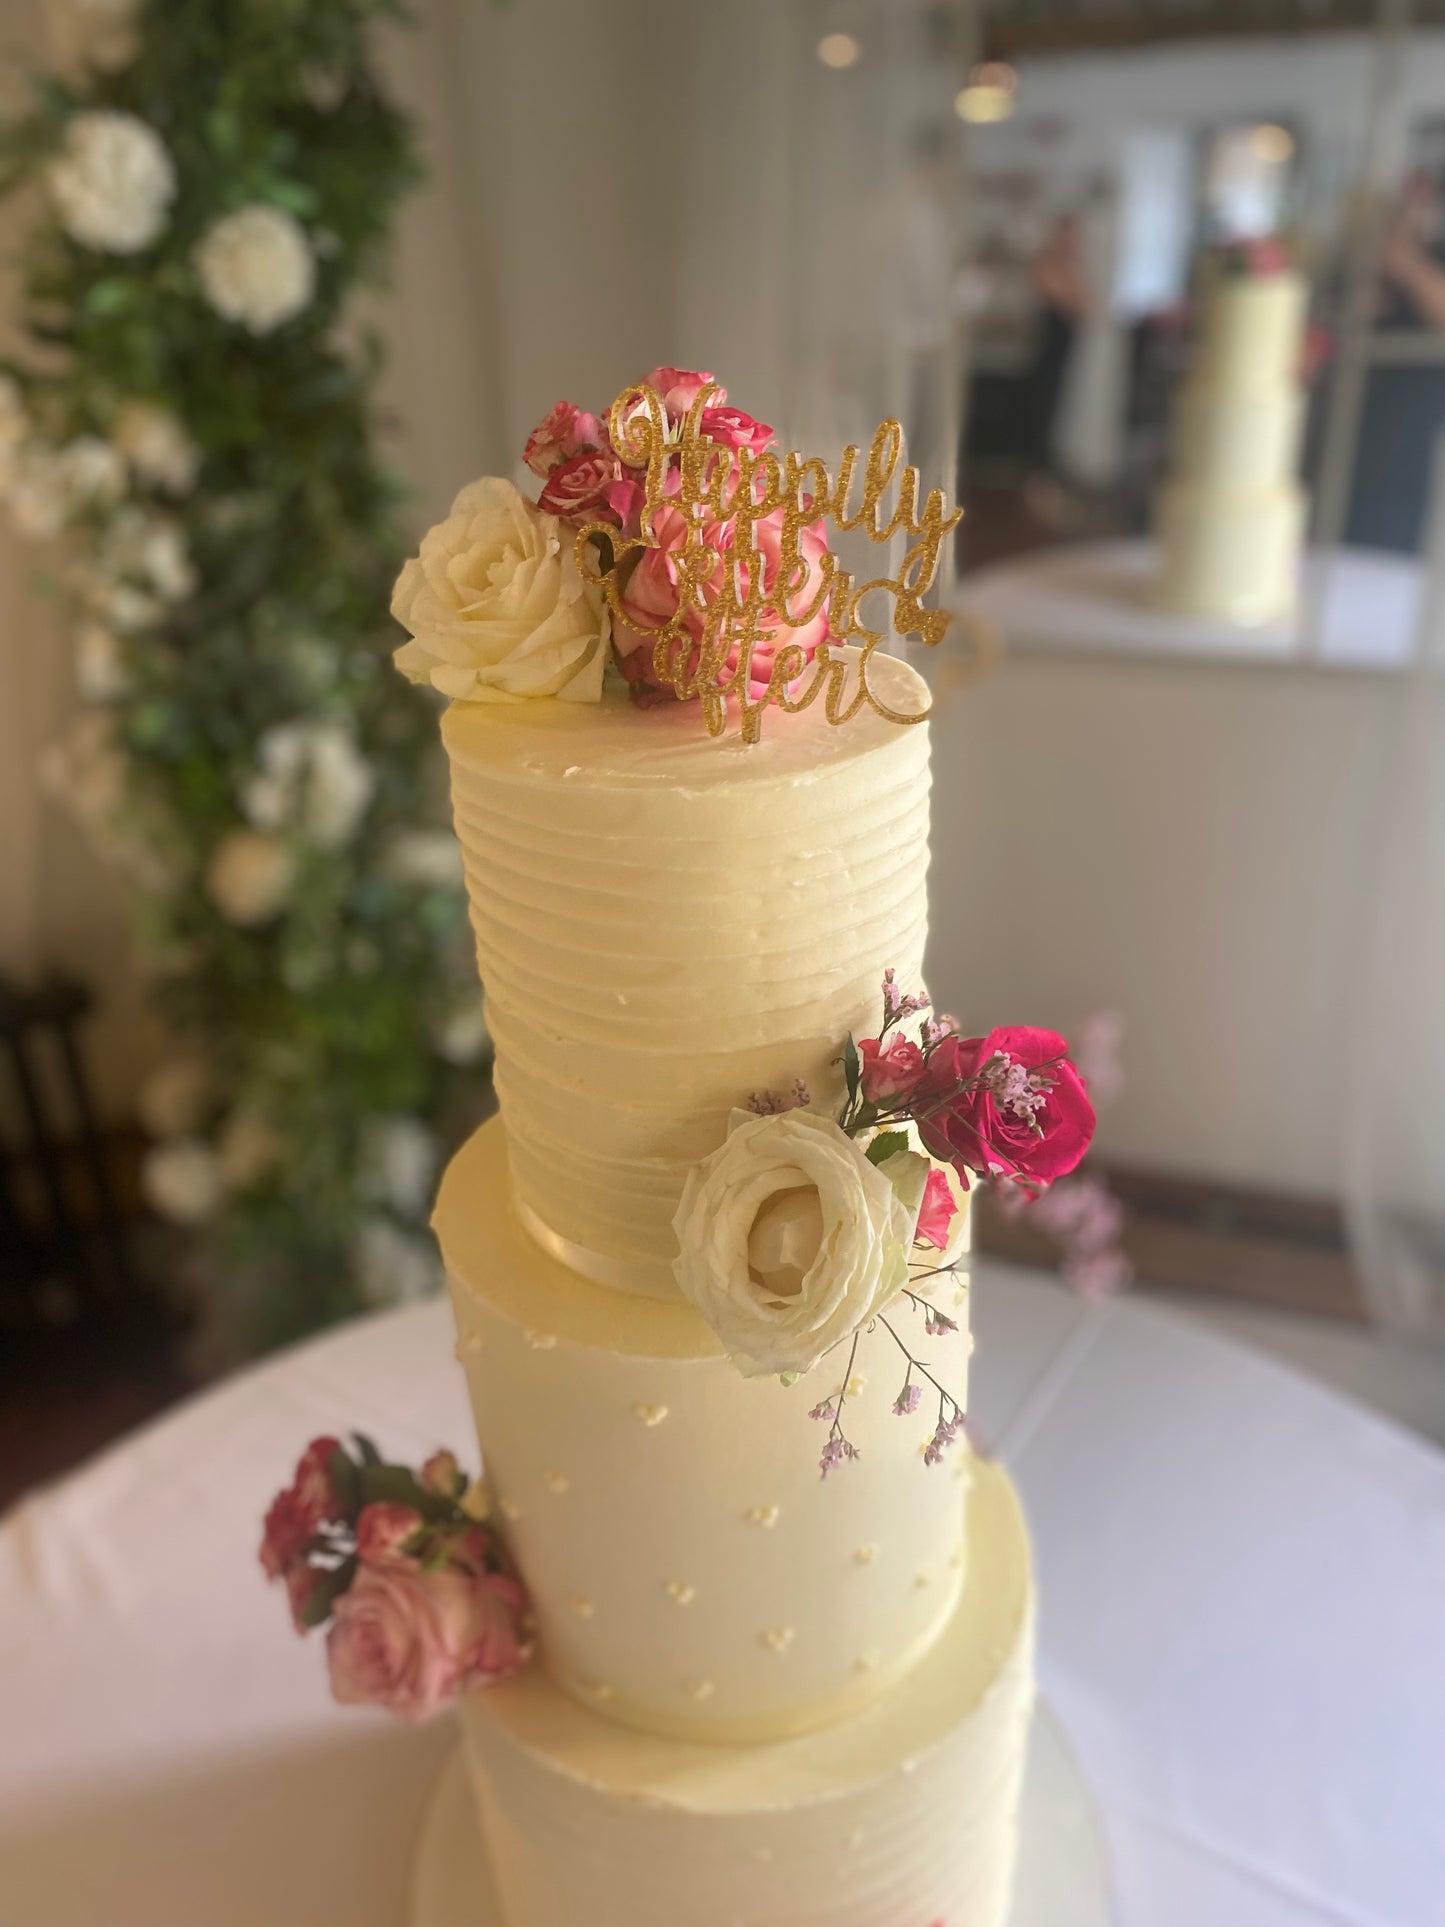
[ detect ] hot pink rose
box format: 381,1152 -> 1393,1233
616,496 -> 832,704
860,1035 -> 925,1102
259,1435 -> 343,1580
522,400 -> 607,479
641,365 -> 720,417
914,1167 -> 957,1251
537,448 -> 635,525
699,403 -> 773,454
914,1026 -> 1095,1188
326,1561 -> 531,1722
355,1500 -> 423,1565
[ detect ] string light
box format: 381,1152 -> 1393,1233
817,32 -> 861,69
1250,123 -> 1295,164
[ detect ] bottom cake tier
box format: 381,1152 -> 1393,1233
1156,480 -> 1305,625
457,1460 -> 1034,1927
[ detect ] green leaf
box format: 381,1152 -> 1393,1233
329,1445 -> 362,1522
352,1432 -> 382,1466
296,1555 -> 357,1628
865,1130 -> 911,1167
843,1035 -> 861,1108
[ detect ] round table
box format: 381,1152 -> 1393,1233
2,1265 -> 1442,1927
958,537 -> 1425,671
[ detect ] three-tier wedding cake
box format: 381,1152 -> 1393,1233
1157,244 -> 1308,625
265,366 -> 1099,1927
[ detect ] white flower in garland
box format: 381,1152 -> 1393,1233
74,621 -> 130,701
353,1216 -> 441,1306
59,435 -> 126,505
242,719 -> 375,850
206,829 -> 295,926
112,401 -> 200,495
48,111 -> 174,252
359,1114 -> 439,1220
136,1056 -> 212,1138
673,1108 -> 929,1378
141,1137 -> 224,1225
382,829 -> 463,891
4,444 -> 71,538
99,506 -> 198,602
433,1000 -> 488,1066
195,205 -> 316,334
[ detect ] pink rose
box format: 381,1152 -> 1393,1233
259,1435 -> 343,1580
915,1027 -> 1095,1188
914,1167 -> 957,1251
699,403 -> 773,454
860,1036 -> 925,1102
616,496 -> 832,705
355,1500 -> 423,1565
640,365 -> 720,417
537,448 -> 641,529
522,400 -> 607,479
326,1561 -> 531,1722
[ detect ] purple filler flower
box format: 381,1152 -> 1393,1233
893,1381 -> 922,1417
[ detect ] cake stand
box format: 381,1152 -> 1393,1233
408,1703 -> 1112,1927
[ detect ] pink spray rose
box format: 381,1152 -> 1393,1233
355,1500 -> 423,1565
616,495 -> 833,704
859,1035 -> 925,1102
522,400 -> 608,479
698,403 -> 774,454
641,365 -> 719,418
914,1167 -> 958,1252
259,1435 -> 343,1580
537,448 -> 644,529
914,1026 -> 1095,1189
326,1561 -> 532,1722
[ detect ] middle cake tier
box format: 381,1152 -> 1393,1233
439,1118 -> 974,1744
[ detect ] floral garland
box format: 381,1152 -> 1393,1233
0,1 -> 482,1340
674,973 -> 1102,1478
261,1434 -> 531,1722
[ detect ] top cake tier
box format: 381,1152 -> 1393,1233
443,654 -> 932,1298
1194,270 -> 1307,392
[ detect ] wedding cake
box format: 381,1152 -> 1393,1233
264,367 -> 1098,1927
1157,245 -> 1308,625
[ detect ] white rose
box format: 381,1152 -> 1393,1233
74,622 -> 129,701
195,205 -> 315,334
433,1000 -> 488,1066
381,828 -> 463,891
112,402 -> 200,495
360,1114 -> 439,1219
242,719 -> 374,849
59,435 -> 126,504
48,111 -> 174,252
137,1056 -> 212,1137
392,477 -> 610,704
206,829 -> 294,926
141,1137 -> 223,1225
353,1216 -> 442,1307
673,1109 -> 928,1377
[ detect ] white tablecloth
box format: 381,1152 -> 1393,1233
2,1266 -> 1442,1927
960,538 -> 1425,671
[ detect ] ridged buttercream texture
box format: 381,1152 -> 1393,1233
460,1460 -> 1034,1927
440,1119 -> 974,1744
442,655 -> 933,1298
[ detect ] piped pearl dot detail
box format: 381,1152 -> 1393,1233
746,1505 -> 780,1528
855,1650 -> 880,1673
914,1571 -> 931,1590
762,1626 -> 795,1654
855,1543 -> 879,1565
500,1498 -> 523,1522
687,1679 -> 715,1701
570,1595 -> 595,1618
664,1580 -> 696,1606
543,1470 -> 569,1495
633,1403 -> 669,1426
523,1329 -> 557,1351
461,1331 -> 485,1355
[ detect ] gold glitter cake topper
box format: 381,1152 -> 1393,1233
577,381 -> 969,743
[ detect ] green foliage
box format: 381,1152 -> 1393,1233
1,0 -> 486,1346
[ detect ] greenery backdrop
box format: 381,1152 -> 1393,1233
0,0 -> 484,1344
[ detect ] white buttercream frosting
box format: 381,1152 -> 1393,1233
459,1459 -> 1034,1927
438,1118 -> 974,1744
442,653 -> 932,1297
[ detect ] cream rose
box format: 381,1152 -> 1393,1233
391,477 -> 610,704
673,1109 -> 928,1377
